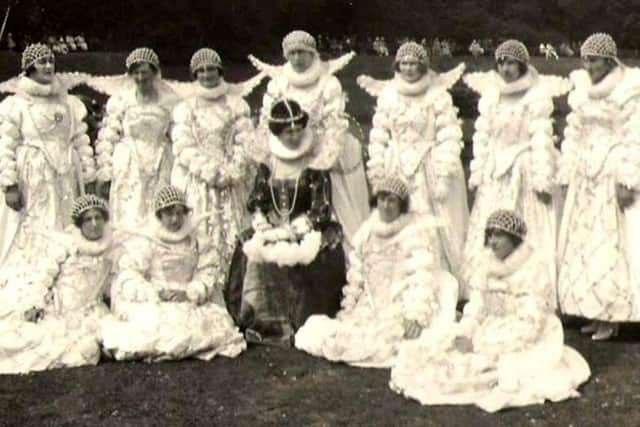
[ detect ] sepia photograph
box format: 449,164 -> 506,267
0,0 -> 639,425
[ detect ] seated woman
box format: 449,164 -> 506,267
390,210 -> 591,412
0,194 -> 113,374
294,175 -> 458,367
101,186 -> 246,362
226,98 -> 346,347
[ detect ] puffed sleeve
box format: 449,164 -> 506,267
210,97 -> 254,185
111,236 -> 158,304
431,92 -> 464,199
171,101 -> 204,177
367,92 -> 393,184
526,96 -> 558,193
95,96 -> 125,182
68,96 -> 97,183
307,169 -> 333,229
0,96 -> 23,189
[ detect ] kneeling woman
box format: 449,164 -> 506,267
226,99 -> 346,346
102,186 -> 246,362
390,210 -> 590,412
0,195 -> 113,374
294,176 -> 458,367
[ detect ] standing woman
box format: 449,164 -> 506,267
226,99 -> 346,346
171,48 -> 257,290
461,40 -> 569,301
0,43 -> 96,273
358,42 -> 468,280
249,30 -> 369,251
92,48 -> 179,229
558,33 -> 640,340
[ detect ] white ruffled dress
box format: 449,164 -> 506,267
295,211 -> 458,368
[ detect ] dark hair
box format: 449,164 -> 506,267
154,204 -> 191,220
483,228 -> 523,248
127,61 -> 159,75
193,65 -> 224,79
73,207 -> 109,228
495,57 -> 528,78
268,99 -> 309,136
370,191 -> 410,214
393,60 -> 428,75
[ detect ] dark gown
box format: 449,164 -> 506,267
225,163 -> 346,346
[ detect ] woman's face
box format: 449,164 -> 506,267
159,205 -> 188,232
80,208 -> 106,241
486,229 -> 518,260
131,62 -> 156,91
398,59 -> 423,83
287,49 -> 315,73
583,55 -> 615,84
377,192 -> 403,223
278,126 -> 305,149
497,57 -> 523,83
196,65 -> 221,89
30,54 -> 56,84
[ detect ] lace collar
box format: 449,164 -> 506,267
70,227 -> 112,256
393,71 -> 434,97
370,211 -> 414,238
486,242 -> 533,279
589,65 -> 624,100
268,129 -> 315,161
283,58 -> 324,88
194,80 -> 229,100
16,75 -> 65,98
499,67 -> 537,96
149,217 -> 194,244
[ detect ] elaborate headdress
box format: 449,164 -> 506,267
71,194 -> 109,223
126,47 -> 160,71
22,43 -> 54,71
395,42 -> 429,66
154,186 -> 188,213
190,48 -> 223,74
268,98 -> 309,132
495,39 -> 530,64
374,175 -> 410,200
282,30 -> 318,57
485,210 -> 527,240
581,32 -> 618,60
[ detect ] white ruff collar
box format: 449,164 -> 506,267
150,217 -> 194,244
283,58 -> 324,88
393,71 -> 434,97
71,226 -> 113,256
17,75 -> 64,97
499,67 -> 537,96
268,129 -> 314,161
370,211 -> 413,238
486,243 -> 533,279
195,80 -> 229,100
589,66 -> 624,99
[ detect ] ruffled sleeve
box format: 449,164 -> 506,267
367,92 -> 393,184
111,236 -> 158,304
95,96 -> 125,182
68,96 -> 97,183
0,96 -> 23,189
468,108 -> 490,190
211,98 -> 254,185
171,101 -> 202,177
430,92 -> 464,199
320,77 -> 348,127
613,97 -> 640,190
556,110 -> 582,186
526,96 -> 558,193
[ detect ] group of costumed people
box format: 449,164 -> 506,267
0,28 -> 636,413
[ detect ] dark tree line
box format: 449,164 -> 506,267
5,0 -> 640,60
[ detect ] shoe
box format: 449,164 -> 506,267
580,321 -> 599,334
592,323 -> 619,341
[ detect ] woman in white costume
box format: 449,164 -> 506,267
102,186 -> 245,362
249,30 -> 369,251
462,40 -> 569,301
171,48 -> 259,291
294,175 -> 458,368
390,210 -> 591,413
92,47 -> 180,229
558,33 -> 640,340
358,41 -> 468,279
0,195 -> 113,374
0,43 -> 96,273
